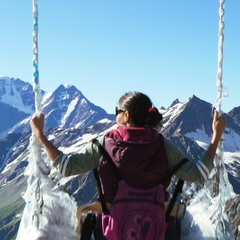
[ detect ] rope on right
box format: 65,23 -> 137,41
212,0 -> 225,199
211,0 -> 234,238
215,0 -> 225,115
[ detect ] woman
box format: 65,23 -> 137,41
30,91 -> 227,239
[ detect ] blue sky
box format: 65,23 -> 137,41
0,1 -> 239,114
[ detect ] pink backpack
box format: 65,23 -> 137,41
92,139 -> 187,240
102,180 -> 166,240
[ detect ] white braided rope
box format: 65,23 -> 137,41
29,0 -> 43,230
211,1 -> 234,238
216,0 -> 225,115
17,2 -> 79,238
33,0 -> 42,115
214,0 -> 225,196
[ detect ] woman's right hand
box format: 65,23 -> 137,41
30,113 -> 45,138
212,110 -> 227,143
205,110 -> 227,161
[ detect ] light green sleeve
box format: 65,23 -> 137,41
164,138 -> 215,184
52,135 -> 105,177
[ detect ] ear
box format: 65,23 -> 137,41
124,111 -> 131,123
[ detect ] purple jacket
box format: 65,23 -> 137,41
99,126 -> 170,203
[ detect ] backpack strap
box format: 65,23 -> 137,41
169,157 -> 188,176
165,158 -> 188,221
165,179 -> 184,221
92,138 -> 121,180
93,168 -> 110,214
92,138 -> 122,214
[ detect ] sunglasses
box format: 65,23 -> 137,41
115,107 -> 126,116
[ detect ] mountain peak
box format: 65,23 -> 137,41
58,83 -> 76,90
40,83 -> 115,129
169,98 -> 180,108
228,106 -> 240,126
187,95 -> 212,109
63,83 -> 73,88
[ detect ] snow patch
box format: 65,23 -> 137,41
63,84 -> 73,88
185,128 -> 240,152
61,97 -> 79,125
185,129 -> 211,150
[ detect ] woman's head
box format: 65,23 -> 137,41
116,91 -> 163,128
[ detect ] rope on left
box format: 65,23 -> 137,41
29,0 -> 45,230
16,2 -> 79,239
33,0 -> 42,115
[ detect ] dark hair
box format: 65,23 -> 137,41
118,91 -> 163,128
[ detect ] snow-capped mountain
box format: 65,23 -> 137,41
161,95 -> 240,194
0,77 -> 240,239
0,77 -> 37,136
41,84 -> 115,130
0,77 -> 115,136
